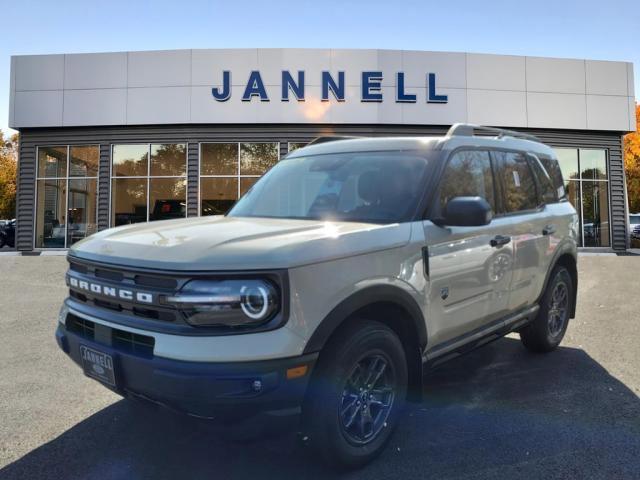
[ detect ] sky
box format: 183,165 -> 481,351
1,0 -> 638,135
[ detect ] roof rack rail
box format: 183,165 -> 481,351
446,123 -> 541,142
307,136 -> 359,146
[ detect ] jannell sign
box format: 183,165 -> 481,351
212,71 -> 449,104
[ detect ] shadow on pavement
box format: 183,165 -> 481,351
2,338 -> 639,480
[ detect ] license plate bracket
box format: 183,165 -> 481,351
80,345 -> 116,387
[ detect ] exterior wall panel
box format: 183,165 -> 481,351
15,124 -> 628,252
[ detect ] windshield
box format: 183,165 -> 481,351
228,150 -> 435,223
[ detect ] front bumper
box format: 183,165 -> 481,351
56,321 -> 317,420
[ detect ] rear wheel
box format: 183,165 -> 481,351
303,320 -> 408,469
520,266 -> 573,352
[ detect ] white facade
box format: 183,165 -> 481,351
9,48 -> 636,132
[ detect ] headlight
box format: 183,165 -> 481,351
165,279 -> 279,328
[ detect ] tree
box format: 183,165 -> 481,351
624,104 -> 640,213
0,131 -> 18,219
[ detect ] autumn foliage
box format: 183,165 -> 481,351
624,104 -> 640,214
0,132 -> 18,219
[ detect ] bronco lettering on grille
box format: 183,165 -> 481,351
68,276 -> 154,304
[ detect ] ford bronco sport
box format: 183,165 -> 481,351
56,124 -> 578,468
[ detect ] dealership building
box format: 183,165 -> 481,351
7,48 -> 636,252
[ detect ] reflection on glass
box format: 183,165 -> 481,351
439,150 -> 494,211
149,178 -> 186,221
554,148 -> 579,181
67,179 -> 97,245
582,181 -> 610,247
111,178 -> 147,226
580,149 -> 607,180
112,145 -> 148,177
288,143 -> 307,152
201,143 -> 237,175
150,144 -> 187,176
240,143 -> 278,175
70,146 -> 99,177
240,177 -> 259,196
38,146 -> 67,178
36,179 -> 66,248
201,177 -> 238,216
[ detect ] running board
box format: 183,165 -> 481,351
423,304 -> 539,369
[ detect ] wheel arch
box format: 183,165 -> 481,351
303,285 -> 427,401
541,249 -> 578,318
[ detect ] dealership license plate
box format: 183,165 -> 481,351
80,345 -> 116,387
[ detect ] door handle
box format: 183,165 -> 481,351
490,235 -> 511,248
542,224 -> 556,236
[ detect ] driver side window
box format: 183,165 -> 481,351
439,150 -> 496,214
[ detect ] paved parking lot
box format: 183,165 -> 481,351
0,255 -> 639,480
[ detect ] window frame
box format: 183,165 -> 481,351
109,143 -> 188,227
430,147 -> 503,221
198,141 -> 280,216
489,148 -> 543,217
34,145 -> 99,249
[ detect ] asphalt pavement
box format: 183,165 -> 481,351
0,255 -> 639,480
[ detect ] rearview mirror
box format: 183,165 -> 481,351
439,196 -> 492,227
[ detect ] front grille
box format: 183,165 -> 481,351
66,313 -> 155,357
67,260 -> 182,324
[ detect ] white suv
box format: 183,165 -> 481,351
56,124 -> 579,468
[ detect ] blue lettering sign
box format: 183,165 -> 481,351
282,71 -> 305,101
362,71 -> 383,102
242,71 -> 269,102
321,71 -> 345,102
396,72 -> 416,103
427,73 -> 448,103
212,71 -> 231,101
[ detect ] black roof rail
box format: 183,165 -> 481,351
446,123 -> 541,143
306,136 -> 359,146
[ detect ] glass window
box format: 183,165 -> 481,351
240,143 -> 279,175
580,149 -> 607,180
538,154 -> 566,200
439,150 -> 495,213
35,145 -> 98,248
528,154 -> 557,204
496,151 -> 538,213
70,146 -> 99,177
240,177 -> 259,196
201,178 -> 238,216
149,178 -> 187,221
201,143 -> 237,175
35,179 -> 67,248
38,146 -> 67,178
288,142 -> 308,152
112,144 -> 148,177
150,144 -> 187,176
111,178 -> 148,226
229,151 -> 433,223
582,181 -> 610,247
555,148 -> 579,181
67,179 -> 98,246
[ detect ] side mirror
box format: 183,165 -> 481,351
439,196 -> 492,227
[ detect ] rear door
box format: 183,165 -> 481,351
491,150 -> 553,310
423,149 -> 515,345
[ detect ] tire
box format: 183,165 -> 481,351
302,320 -> 408,469
520,265 -> 573,353
0,236 -> 5,248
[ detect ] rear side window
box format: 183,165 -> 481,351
438,150 -> 496,213
494,151 -> 539,213
537,154 -> 566,200
527,154 -> 557,204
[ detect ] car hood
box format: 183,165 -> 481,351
69,216 -> 412,271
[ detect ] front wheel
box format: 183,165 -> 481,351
520,266 -> 573,353
302,320 -> 408,469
